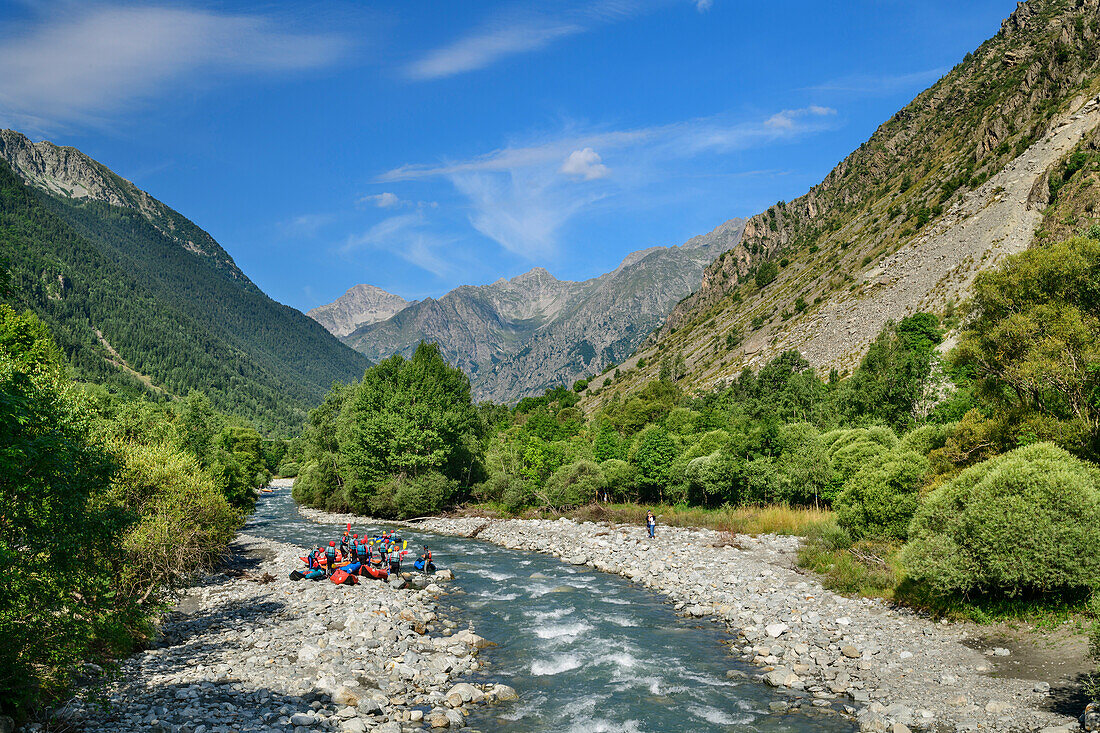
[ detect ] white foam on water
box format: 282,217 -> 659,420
605,614 -> 639,627
562,717 -> 641,733
470,568 -> 514,581
530,607 -> 574,622
601,596 -> 630,605
594,651 -> 638,669
480,591 -> 519,601
497,692 -> 546,722
533,621 -> 593,640
530,655 -> 582,676
687,704 -> 755,726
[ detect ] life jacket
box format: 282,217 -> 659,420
325,545 -> 336,562
357,541 -> 368,558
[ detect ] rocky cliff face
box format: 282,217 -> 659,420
587,0 -> 1100,405
0,129 -> 243,278
340,218 -> 744,402
307,284 -> 411,338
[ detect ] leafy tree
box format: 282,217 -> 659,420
540,460 -> 606,509
631,425 -> 678,500
951,237 -> 1100,457
600,459 -> 637,500
840,314 -> 942,431
336,342 -> 484,517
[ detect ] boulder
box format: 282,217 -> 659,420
332,686 -> 359,707
763,668 -> 801,688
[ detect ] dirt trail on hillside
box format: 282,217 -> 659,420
780,97 -> 1100,375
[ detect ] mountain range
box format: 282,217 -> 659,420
0,129 -> 369,434
312,218 -> 745,402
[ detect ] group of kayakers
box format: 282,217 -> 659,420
290,525 -> 436,586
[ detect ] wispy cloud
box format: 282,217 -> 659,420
406,1 -> 665,80
803,68 -> 947,95
378,107 -> 838,258
280,213 -> 335,238
342,212 -> 456,277
0,4 -> 347,129
764,105 -> 836,130
694,0 -> 714,11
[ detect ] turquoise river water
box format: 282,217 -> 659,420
245,488 -> 855,733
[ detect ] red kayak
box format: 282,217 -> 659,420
361,563 -> 389,581
330,567 -> 358,585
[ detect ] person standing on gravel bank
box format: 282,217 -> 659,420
646,511 -> 656,538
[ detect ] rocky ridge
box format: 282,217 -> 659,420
53,533 -> 512,733
339,218 -> 744,402
308,285 -> 412,339
0,129 -> 242,277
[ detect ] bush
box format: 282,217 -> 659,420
540,460 -> 606,509
835,450 -> 928,540
774,423 -> 830,505
600,458 -> 637,500
392,472 -> 455,518
111,442 -> 242,603
901,443 -> 1100,598
897,422 -> 954,456
277,460 -> 299,478
824,428 -> 896,502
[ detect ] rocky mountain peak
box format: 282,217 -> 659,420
307,284 -> 411,338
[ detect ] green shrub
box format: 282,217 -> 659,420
835,450 -> 928,540
824,428 -> 897,501
501,475 -> 535,512
541,460 -> 606,509
600,458 -> 637,500
1089,593 -> 1100,663
111,442 -> 241,603
901,443 -> 1100,598
392,471 -> 455,518
897,422 -> 954,455
277,460 -> 299,478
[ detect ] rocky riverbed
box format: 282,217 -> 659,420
302,507 -> 1086,733
48,534 -> 514,733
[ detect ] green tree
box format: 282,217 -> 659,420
835,449 -> 928,539
951,237 -> 1100,457
631,424 -> 678,500
336,342 -> 484,517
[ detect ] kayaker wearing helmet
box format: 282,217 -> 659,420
325,540 -> 337,576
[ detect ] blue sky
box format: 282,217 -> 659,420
0,0 -> 1017,311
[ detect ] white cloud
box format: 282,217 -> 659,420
360,192 -> 403,208
695,0 -> 714,11
560,147 -> 609,180
765,105 -> 836,130
0,4 -> 346,128
342,213 -> 455,277
406,19 -> 583,80
406,1 -> 663,81
378,106 -> 839,259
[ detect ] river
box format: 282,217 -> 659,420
245,487 -> 855,733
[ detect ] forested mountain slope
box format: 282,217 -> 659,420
338,218 -> 744,403
585,0 -> 1100,405
0,132 -> 369,434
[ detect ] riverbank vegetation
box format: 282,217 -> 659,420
294,235 -> 1100,633
0,299 -> 279,716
